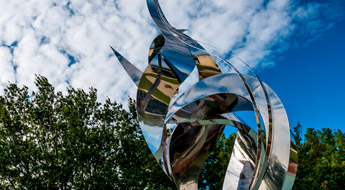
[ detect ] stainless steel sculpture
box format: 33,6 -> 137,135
111,0 -> 298,189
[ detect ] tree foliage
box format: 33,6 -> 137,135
292,127 -> 345,190
0,76 -> 344,189
0,76 -> 173,189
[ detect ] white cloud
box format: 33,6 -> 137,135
0,47 -> 15,87
0,0 -> 343,106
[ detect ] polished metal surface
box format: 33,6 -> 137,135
111,0 -> 297,189
110,46 -> 142,86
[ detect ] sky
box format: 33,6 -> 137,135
259,18 -> 345,132
0,0 -> 344,133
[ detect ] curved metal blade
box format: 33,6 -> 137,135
110,46 -> 142,86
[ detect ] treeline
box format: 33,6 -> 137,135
0,76 -> 344,189
292,126 -> 345,189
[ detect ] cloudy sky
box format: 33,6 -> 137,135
0,0 -> 344,131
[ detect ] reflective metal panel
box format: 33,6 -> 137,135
111,0 -> 297,189
110,46 -> 142,86
169,123 -> 225,189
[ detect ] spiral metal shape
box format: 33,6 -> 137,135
111,0 -> 298,189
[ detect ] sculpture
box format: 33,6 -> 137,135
111,0 -> 297,189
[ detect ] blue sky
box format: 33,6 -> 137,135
0,0 -> 344,133
259,18 -> 345,132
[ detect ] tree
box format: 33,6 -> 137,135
292,126 -> 345,190
0,75 -> 173,189
291,123 -> 302,146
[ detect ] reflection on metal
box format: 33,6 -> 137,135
111,0 -> 297,189
110,46 -> 142,86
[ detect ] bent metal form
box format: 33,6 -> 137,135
111,0 -> 298,189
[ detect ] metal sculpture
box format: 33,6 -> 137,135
111,0 -> 298,189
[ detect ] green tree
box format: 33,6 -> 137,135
0,75 -> 173,189
291,123 -> 302,146
292,126 -> 345,190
